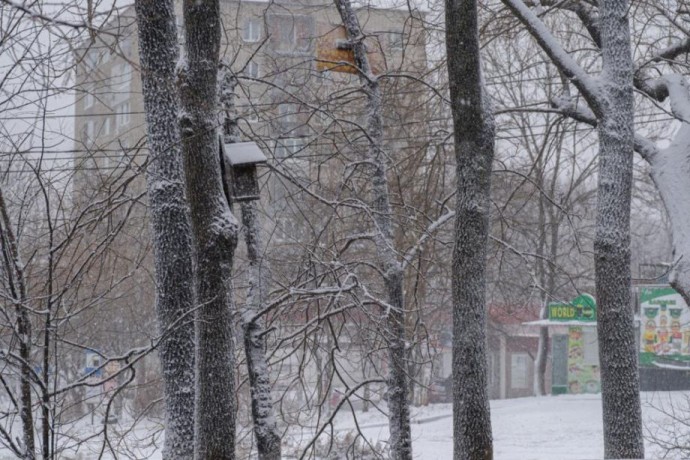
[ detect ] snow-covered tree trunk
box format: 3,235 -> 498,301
179,1 -> 238,458
218,65 -> 281,460
534,164 -> 549,397
332,0 -> 412,457
445,0 -> 494,458
239,200 -> 281,460
594,1 -> 644,457
500,1 -> 644,455
133,2 -> 197,458
647,76 -> 690,306
0,187 -> 35,459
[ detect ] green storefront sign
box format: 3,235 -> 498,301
548,293 -> 597,322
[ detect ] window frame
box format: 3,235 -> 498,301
242,18 -> 262,43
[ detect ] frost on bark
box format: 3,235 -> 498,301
646,76 -> 690,306
239,201 -> 281,460
219,68 -> 281,460
594,1 -> 643,457
501,0 -> 643,456
179,1 -> 238,459
133,2 -> 196,458
445,0 -> 494,458
332,0 -> 412,458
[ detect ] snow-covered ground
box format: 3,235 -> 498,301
3,392 -> 689,459
322,392 -> 690,459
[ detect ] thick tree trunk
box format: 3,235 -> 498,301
180,1 -> 238,459
446,0 -> 494,458
133,2 -> 197,458
595,0 -> 644,457
648,76 -> 690,306
332,0 -> 413,457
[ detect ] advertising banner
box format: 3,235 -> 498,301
639,286 -> 690,367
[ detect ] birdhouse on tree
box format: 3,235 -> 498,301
221,139 -> 267,202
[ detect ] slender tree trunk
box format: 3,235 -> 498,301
534,157 -> 548,397
0,186 -> 35,459
332,1 -> 412,457
180,1 -> 238,458
133,2 -> 197,458
595,0 -> 643,457
239,200 -> 281,460
218,64 -> 280,460
446,0 -> 494,458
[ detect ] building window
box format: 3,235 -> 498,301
510,353 -> 529,390
276,138 -> 302,159
271,16 -> 312,53
247,61 -> 260,79
116,102 -> 130,129
112,63 -> 132,100
120,37 -> 133,58
82,121 -> 94,143
102,117 -> 111,136
242,18 -> 262,42
84,87 -> 94,110
275,215 -> 299,242
85,49 -> 99,68
278,103 -> 298,124
387,31 -> 404,51
244,109 -> 259,123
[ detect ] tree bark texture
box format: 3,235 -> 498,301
647,76 -> 690,307
332,0 -> 413,458
134,2 -> 197,458
595,0 -> 644,458
180,1 -> 239,458
499,0 -> 644,456
445,0 -> 494,458
239,200 -> 281,460
219,63 -> 280,460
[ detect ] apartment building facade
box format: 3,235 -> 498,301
72,0 -> 438,414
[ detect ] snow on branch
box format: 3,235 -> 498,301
401,210 -> 454,270
501,0 -> 604,116
651,74 -> 690,123
551,95 -> 659,161
0,0 -> 106,34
